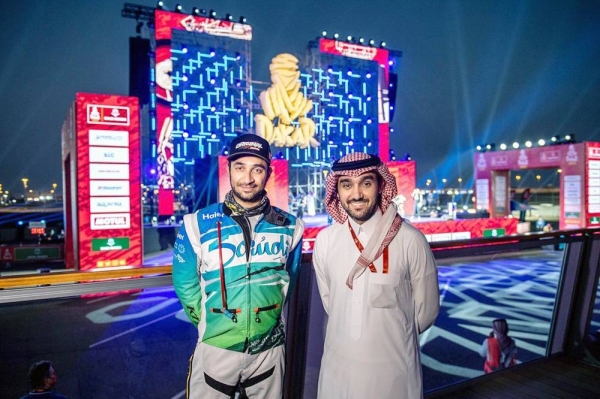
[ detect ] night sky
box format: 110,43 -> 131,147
1,0 -> 599,195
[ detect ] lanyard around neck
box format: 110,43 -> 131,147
347,222 -> 389,274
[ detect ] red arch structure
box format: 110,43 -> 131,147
474,142 -> 600,230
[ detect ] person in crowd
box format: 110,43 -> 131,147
172,133 -> 304,399
519,188 -> 531,222
313,152 -> 440,398
21,360 -> 67,399
479,318 -> 517,373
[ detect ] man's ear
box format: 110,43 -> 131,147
266,166 -> 273,180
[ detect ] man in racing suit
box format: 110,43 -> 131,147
173,134 -> 304,399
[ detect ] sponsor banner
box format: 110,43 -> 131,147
483,228 -> 506,238
91,213 -> 131,230
89,146 -> 129,163
90,181 -> 130,196
590,216 -> 600,224
320,38 -> 379,61
89,163 -> 129,179
1,247 -> 14,261
430,233 -> 452,242
89,129 -> 129,147
90,197 -> 130,213
155,10 -> 252,41
87,104 -> 130,125
14,246 -> 61,261
91,237 -> 131,251
589,146 -> 600,159
451,232 -> 472,240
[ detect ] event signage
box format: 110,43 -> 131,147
473,142 -> 600,230
64,93 -> 142,270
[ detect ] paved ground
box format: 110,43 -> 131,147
1,248 -> 598,398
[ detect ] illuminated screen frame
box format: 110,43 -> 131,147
153,10 -> 252,215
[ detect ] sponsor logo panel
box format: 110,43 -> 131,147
90,198 -> 130,213
87,104 -> 130,125
90,181 -> 130,196
91,213 -> 131,230
89,146 -> 129,163
90,163 -> 130,179
89,129 -> 129,147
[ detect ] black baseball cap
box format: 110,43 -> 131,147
227,134 -> 272,165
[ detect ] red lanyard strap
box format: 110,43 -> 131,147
347,222 -> 389,274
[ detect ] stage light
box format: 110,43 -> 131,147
525,140 -> 532,148
485,143 -> 495,151
565,134 -> 575,143
403,153 -> 412,161
512,142 -> 520,149
192,7 -> 201,15
476,145 -> 483,152
348,93 -> 353,99
322,30 -> 327,37
175,4 -> 183,12
380,41 -> 387,48
348,140 -> 354,146
538,139 -> 545,146
327,66 -> 333,73
366,72 -> 372,79
500,143 -> 507,150
369,39 -> 375,46
209,9 -> 216,18
220,146 -> 229,156
211,133 -> 217,139
156,1 -> 164,9
239,16 -> 247,23
359,37 -> 364,44
551,135 -> 560,143
225,13 -> 233,21
333,33 -> 339,39
347,35 -> 353,42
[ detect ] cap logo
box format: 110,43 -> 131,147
235,141 -> 263,151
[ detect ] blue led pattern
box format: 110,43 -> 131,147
283,54 -> 379,167
171,30 -> 251,184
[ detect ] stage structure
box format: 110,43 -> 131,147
151,9 -> 253,215
474,142 -> 600,230
62,93 -> 142,270
281,38 -> 402,201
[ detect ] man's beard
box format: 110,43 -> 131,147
231,185 -> 265,206
342,199 -> 378,223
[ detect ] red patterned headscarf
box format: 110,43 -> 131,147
325,152 -> 398,224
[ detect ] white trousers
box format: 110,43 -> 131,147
187,342 -> 284,399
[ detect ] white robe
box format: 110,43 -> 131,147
313,210 -> 439,399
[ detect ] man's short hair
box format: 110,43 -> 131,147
28,360 -> 52,389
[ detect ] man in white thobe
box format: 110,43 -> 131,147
313,152 -> 439,399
